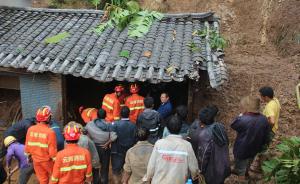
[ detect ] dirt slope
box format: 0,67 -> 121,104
161,0 -> 300,137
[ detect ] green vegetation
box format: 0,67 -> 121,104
262,136 -> 300,184
44,32 -> 70,44
195,29 -> 227,50
187,42 -> 201,52
119,50 -> 130,58
93,1 -> 163,37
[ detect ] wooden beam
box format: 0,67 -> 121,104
0,67 -> 30,75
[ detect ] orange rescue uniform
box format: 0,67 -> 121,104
50,144 -> 93,184
80,108 -> 98,123
102,93 -> 121,123
125,94 -> 145,123
25,123 -> 57,184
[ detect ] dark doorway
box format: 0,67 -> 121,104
65,76 -> 189,124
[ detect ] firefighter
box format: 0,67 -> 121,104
102,85 -> 123,123
79,106 -> 98,123
24,106 -> 57,184
50,124 -> 93,184
125,84 -> 145,123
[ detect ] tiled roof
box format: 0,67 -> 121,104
0,6 -> 227,88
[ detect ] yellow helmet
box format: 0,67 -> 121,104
4,136 -> 16,147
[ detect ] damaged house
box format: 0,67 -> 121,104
0,6 -> 227,125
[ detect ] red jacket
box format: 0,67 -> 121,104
25,123 -> 57,162
50,144 -> 92,184
102,93 -> 121,123
125,94 -> 144,123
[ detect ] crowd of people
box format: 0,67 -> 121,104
0,84 -> 281,184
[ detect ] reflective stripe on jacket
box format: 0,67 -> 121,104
102,93 -> 121,122
125,94 -> 144,123
50,144 -> 92,184
80,108 -> 98,123
25,123 -> 57,162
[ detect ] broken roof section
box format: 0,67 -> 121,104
0,6 -> 227,88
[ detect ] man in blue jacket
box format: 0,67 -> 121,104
157,92 -> 172,121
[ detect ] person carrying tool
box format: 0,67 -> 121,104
4,136 -> 34,184
50,124 -> 93,184
102,85 -> 123,123
25,106 -> 57,184
79,106 -> 98,123
125,84 -> 145,123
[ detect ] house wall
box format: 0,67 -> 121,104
19,73 -> 63,123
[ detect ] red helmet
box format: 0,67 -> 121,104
130,84 -> 139,94
114,85 -> 124,92
36,106 -> 52,122
64,125 -> 81,141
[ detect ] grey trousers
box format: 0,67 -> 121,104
19,165 -> 34,184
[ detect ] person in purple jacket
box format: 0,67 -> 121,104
4,136 -> 34,184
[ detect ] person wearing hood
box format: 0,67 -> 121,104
85,108 -> 117,184
195,107 -> 231,184
231,96 -> 270,181
136,97 -> 162,144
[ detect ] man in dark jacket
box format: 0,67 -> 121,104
163,105 -> 190,139
231,96 -> 270,180
157,92 -> 172,120
136,97 -> 161,144
109,106 -> 137,184
194,107 -> 231,184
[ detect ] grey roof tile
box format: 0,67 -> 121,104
0,6 -> 227,87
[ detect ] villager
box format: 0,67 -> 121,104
24,106 -> 57,184
85,108 -> 117,184
157,92 -> 172,120
50,124 -> 92,184
102,85 -> 123,122
163,105 -> 190,139
231,96 -> 270,181
195,107 -> 230,184
136,97 -> 161,144
123,127 -> 153,184
125,84 -> 145,123
144,115 -> 199,184
259,86 -> 281,139
187,105 -> 219,158
4,136 -> 34,184
109,106 -> 137,184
